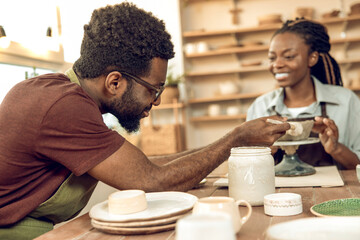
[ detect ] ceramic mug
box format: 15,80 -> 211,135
192,196 -> 252,233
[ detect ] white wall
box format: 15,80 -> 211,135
0,0 -> 184,104
59,0 -> 183,77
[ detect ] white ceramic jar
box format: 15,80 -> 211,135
228,147 -> 275,206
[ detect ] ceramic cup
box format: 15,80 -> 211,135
356,164 -> 360,182
184,43 -> 197,55
226,106 -> 240,116
219,81 -> 239,95
176,212 -> 235,240
197,41 -> 209,53
192,196 -> 252,233
208,104 -> 221,116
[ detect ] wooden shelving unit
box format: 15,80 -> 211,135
180,0 -> 360,148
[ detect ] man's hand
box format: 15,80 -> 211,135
236,116 -> 290,146
313,116 -> 339,154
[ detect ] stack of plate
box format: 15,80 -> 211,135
89,191 -> 198,235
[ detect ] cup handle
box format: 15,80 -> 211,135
236,200 -> 252,225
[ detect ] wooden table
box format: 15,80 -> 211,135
35,170 -> 360,240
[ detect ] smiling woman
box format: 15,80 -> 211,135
247,19 -> 360,171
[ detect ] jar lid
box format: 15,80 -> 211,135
231,146 -> 271,154
264,193 -> 302,216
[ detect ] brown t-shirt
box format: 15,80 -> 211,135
0,73 -> 124,225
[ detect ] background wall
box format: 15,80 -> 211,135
0,0 -> 184,102
59,0 -> 184,76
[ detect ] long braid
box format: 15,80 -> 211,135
320,53 -> 332,84
272,18 -> 343,86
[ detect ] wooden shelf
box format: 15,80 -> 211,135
183,24 -> 282,39
186,65 -> 268,77
338,57 -> 360,65
185,45 -> 268,58
0,41 -> 65,70
320,14 -> 360,25
331,36 -> 360,45
184,36 -> 360,59
190,114 -> 246,122
183,15 -> 360,39
188,92 -> 263,104
185,57 -> 360,78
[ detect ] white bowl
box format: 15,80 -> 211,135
108,190 -> 147,215
278,120 -> 314,141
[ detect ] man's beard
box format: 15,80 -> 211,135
105,87 -> 148,133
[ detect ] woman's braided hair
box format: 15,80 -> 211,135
272,18 -> 343,86
73,2 -> 175,79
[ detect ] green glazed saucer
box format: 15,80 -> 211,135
310,198 -> 360,217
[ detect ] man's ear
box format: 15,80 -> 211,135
309,51 -> 319,67
104,71 -> 127,95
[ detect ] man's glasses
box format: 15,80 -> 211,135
119,71 -> 164,102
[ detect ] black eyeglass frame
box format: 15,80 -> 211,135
119,71 -> 164,102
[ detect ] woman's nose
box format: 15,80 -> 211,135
272,57 -> 285,69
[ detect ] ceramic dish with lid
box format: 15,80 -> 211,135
264,193 -> 302,216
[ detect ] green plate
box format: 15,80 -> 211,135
310,198 -> 360,217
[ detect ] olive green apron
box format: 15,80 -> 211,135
0,173 -> 98,240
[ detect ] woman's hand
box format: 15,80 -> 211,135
313,116 -> 339,154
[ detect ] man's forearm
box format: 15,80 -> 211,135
148,147 -> 204,166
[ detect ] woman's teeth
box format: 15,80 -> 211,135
275,73 -> 289,80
